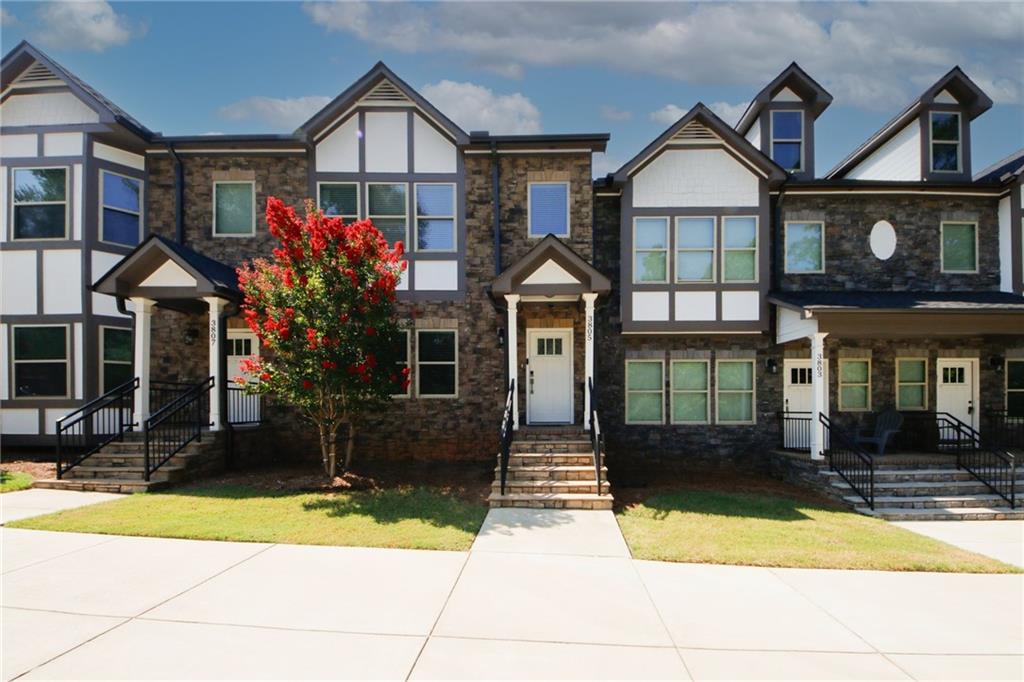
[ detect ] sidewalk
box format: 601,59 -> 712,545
1,489 -> 122,525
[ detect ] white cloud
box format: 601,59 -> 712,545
481,62 -> 524,80
1,7 -> 17,26
708,101 -> 749,126
420,80 -> 541,134
218,96 -> 332,130
592,153 -> 622,177
34,1 -> 144,53
303,1 -> 1024,108
600,105 -> 632,122
650,104 -> 688,126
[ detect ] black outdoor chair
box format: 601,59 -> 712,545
856,409 -> 903,455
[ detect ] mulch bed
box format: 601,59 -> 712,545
1,459 -> 56,481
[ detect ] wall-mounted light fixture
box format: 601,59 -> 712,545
497,327 -> 506,347
764,358 -> 778,375
183,326 -> 199,346
989,355 -> 1005,372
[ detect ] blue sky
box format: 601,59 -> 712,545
2,1 -> 1022,177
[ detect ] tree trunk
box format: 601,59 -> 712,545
327,439 -> 337,480
343,421 -> 356,472
319,422 -> 334,479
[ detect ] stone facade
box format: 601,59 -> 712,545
778,193 -> 1001,291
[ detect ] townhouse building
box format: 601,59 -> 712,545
1,42 -> 1021,514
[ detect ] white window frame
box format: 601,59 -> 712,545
367,181 -> 409,246
632,216 -> 669,284
770,109 -> 804,172
392,329 -> 411,399
99,325 -> 133,393
929,111 -> 962,174
212,180 -> 256,237
783,220 -> 825,274
527,181 -> 570,239
895,357 -> 928,411
625,359 -> 665,425
11,166 -> 69,241
722,215 -> 759,283
838,358 -> 872,412
940,221 -> 979,273
675,216 -> 717,283
413,182 -> 457,253
10,324 -> 71,399
670,359 -> 710,425
99,169 -> 143,247
415,328 -> 458,399
316,181 -> 360,221
715,359 -> 756,425
1007,359 -> 1024,418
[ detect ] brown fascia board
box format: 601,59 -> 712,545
464,133 -> 609,152
735,62 -> 834,135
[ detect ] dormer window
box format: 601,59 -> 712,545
930,112 -> 961,173
770,110 -> 803,172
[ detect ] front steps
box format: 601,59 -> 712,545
820,461 -> 1024,521
35,431 -> 225,493
488,427 -> 613,510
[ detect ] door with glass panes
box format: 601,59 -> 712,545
226,330 -> 260,422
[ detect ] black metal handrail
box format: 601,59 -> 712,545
778,411 -> 812,451
939,413 -> 1018,509
588,378 -> 604,496
150,380 -> 197,412
498,379 -> 515,495
821,413 -> 874,509
56,378 -> 139,478
144,377 -> 214,481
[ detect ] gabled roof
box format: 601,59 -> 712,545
973,148 -> 1024,185
612,103 -> 786,184
826,66 -> 993,179
1,40 -> 153,141
492,235 -> 611,297
296,61 -> 469,144
93,235 -> 241,301
735,62 -> 833,135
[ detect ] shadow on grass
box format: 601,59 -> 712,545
636,489 -> 816,522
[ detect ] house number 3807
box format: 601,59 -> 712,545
209,320 -> 218,346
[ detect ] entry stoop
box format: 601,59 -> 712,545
488,427 -> 613,510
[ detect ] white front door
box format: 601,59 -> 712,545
227,330 -> 260,422
526,329 -> 573,424
783,359 -> 828,449
936,358 -> 978,431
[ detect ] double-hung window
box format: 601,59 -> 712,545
318,182 -> 359,221
771,110 -> 803,172
101,171 -> 142,246
839,359 -> 871,412
671,360 -> 709,424
626,360 -> 664,424
941,222 -> 977,273
717,360 -> 755,424
100,327 -> 133,392
416,330 -> 457,398
723,217 -> 757,282
391,330 -> 411,398
528,182 -> 569,238
1007,360 -> 1024,419
784,221 -> 824,274
896,358 -> 928,411
633,218 -> 668,283
213,181 -> 255,236
368,183 -> 408,247
930,112 -> 961,173
13,168 -> 67,240
676,217 -> 715,282
12,326 -> 69,397
415,183 -> 456,252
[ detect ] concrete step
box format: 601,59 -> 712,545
857,505 -> 1024,521
510,439 -> 593,454
492,480 -> 610,495
82,451 -> 202,468
63,465 -> 185,482
496,464 -> 608,481
830,478 -> 1024,497
487,492 -> 614,510
845,493 -> 1012,509
822,468 -> 981,483
507,453 -> 598,466
34,478 -> 167,494
98,439 -> 211,455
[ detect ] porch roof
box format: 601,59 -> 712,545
93,234 -> 242,304
769,290 -> 1024,314
491,235 -> 611,298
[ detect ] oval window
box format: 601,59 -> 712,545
870,220 -> 897,260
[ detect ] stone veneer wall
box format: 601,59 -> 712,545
777,194 -> 1001,291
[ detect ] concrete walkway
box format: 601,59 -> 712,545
1,489 -> 122,525
893,520 -> 1024,568
2,509 -> 1022,680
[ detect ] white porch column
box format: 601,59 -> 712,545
582,293 -> 598,429
505,294 -> 520,429
809,331 -> 829,460
204,296 -> 228,431
129,297 -> 154,428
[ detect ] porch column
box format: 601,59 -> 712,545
809,331 -> 829,460
505,294 -> 520,429
582,293 -> 598,429
204,296 -> 228,431
129,297 -> 154,428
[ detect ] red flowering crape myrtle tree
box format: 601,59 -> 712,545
236,197 -> 408,478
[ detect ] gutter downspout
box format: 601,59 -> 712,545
167,143 -> 185,245
492,141 -> 501,276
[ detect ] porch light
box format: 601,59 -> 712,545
765,358 -> 778,374
497,327 -> 506,347
183,326 -> 199,346
989,356 -> 1004,372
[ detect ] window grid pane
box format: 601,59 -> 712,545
626,361 -> 663,424
896,359 -> 927,410
671,361 -> 708,424
13,168 -> 68,239
319,183 -> 358,217
417,330 -> 456,397
1008,361 -> 1024,418
676,218 -> 715,282
717,361 -> 754,424
13,326 -> 68,398
415,184 -> 455,252
634,218 -> 668,283
528,183 -> 568,237
369,184 -> 407,246
839,360 -> 871,411
723,217 -> 757,282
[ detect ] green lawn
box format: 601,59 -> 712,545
0,470 -> 33,493
9,484 -> 487,551
617,489 -> 1020,573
